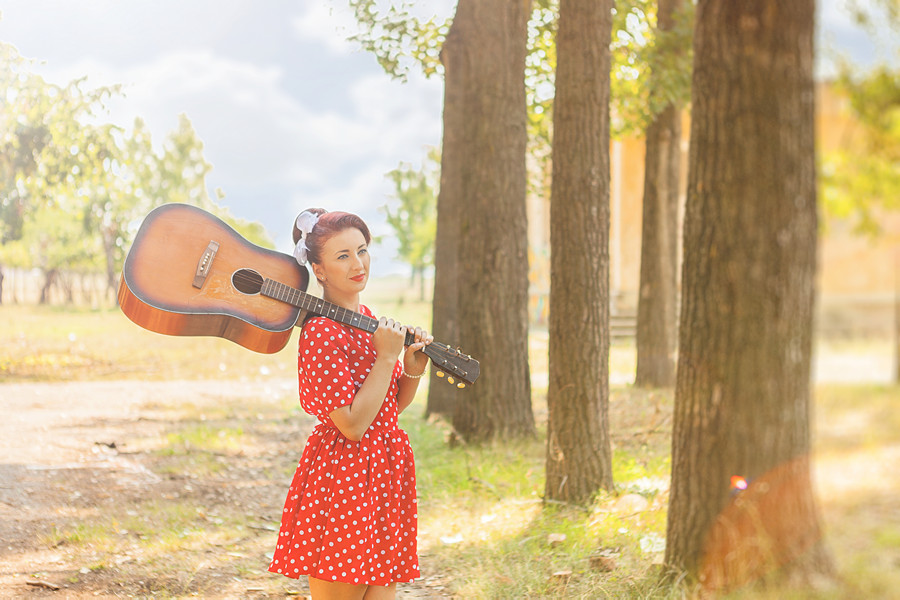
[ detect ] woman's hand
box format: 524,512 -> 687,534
403,326 -> 433,376
372,317 -> 406,361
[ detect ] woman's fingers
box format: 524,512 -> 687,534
379,319 -> 433,347
408,326 -> 432,345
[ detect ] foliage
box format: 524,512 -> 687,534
0,42 -> 119,244
610,0 -> 694,137
380,147 -> 439,278
819,0 -> 900,237
345,0 -> 694,227
822,66 -> 900,235
346,0 -> 449,81
346,0 -> 693,138
846,0 -> 900,33
0,41 -> 272,302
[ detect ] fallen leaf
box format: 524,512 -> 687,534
549,570 -> 572,584
547,533 -> 567,547
589,554 -> 617,572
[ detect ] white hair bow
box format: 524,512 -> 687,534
292,211 -> 320,266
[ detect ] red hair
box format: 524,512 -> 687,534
292,208 -> 372,265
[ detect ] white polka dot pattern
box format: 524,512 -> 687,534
268,305 -> 419,585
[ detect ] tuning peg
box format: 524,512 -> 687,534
447,376 -> 455,385
436,371 -> 445,378
457,382 -> 466,389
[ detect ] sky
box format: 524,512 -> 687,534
0,0 -> 893,275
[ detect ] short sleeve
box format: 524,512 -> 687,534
298,319 -> 357,418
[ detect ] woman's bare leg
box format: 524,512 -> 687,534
308,576 -> 367,600
362,583 -> 396,600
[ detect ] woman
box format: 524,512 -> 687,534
269,208 -> 431,600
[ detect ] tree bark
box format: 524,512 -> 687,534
440,0 -> 534,441
426,21 -> 463,419
634,0 -> 683,389
634,106 -> 680,388
544,0 -> 615,503
665,0 -> 834,591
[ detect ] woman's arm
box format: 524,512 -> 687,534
396,372 -> 421,414
397,326 -> 433,414
329,318 -> 406,441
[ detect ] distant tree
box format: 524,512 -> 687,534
821,0 -> 900,383
1,42 -> 271,304
12,201 -> 102,303
665,1 -> 834,591
822,67 -> 900,383
544,0 -> 615,504
381,148 -> 439,301
1,42 -> 118,302
823,68 -> 900,232
634,0 -> 692,388
79,114 -> 243,297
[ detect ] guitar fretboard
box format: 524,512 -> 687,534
261,278 -> 415,345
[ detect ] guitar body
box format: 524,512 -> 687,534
118,203 -> 309,354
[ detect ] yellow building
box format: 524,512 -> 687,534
528,83 -> 898,337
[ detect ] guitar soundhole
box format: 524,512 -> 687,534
232,269 -> 264,295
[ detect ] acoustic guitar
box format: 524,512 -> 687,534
118,203 -> 479,388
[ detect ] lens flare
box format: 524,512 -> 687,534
730,475 -> 748,491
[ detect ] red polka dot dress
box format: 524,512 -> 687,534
269,305 -> 419,585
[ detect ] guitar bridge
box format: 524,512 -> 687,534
192,241 -> 220,289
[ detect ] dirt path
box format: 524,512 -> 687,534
3,377 -> 898,598
0,380 -> 449,599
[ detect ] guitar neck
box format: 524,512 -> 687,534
260,278 -> 416,345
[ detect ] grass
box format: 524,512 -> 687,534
401,386 -> 677,599
3,285 -> 899,598
401,382 -> 900,599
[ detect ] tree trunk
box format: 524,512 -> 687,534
417,265 -> 426,303
61,272 -> 74,304
39,268 -> 57,304
544,0 -> 615,503
634,0 -> 683,389
665,0 -> 834,591
895,250 -> 899,383
634,107 -> 680,388
426,11 -> 463,420
442,0 -> 534,442
103,224 -> 119,300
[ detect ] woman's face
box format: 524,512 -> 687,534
311,227 -> 370,298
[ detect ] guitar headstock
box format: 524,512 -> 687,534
423,342 -> 480,388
